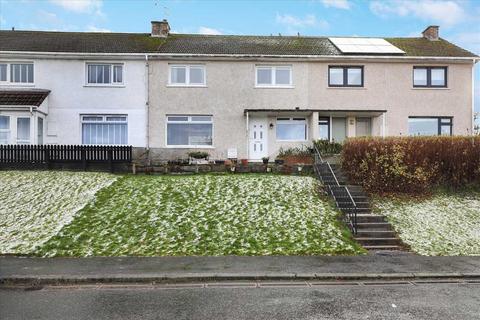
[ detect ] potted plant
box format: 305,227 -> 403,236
188,151 -> 209,164
240,159 -> 249,166
262,157 -> 269,164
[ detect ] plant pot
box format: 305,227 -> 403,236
240,159 -> 249,166
262,159 -> 269,164
275,159 -> 284,165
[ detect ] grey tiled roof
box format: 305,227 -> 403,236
157,34 -> 341,55
0,30 -> 477,57
0,31 -> 165,53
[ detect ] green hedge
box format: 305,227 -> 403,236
341,136 -> 480,193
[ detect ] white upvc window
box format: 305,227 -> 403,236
0,62 -> 34,84
169,65 -> 206,86
86,63 -> 124,85
255,65 -> 292,87
0,115 -> 10,144
166,115 -> 213,147
16,117 -> 31,144
276,117 -> 307,141
81,115 -> 128,145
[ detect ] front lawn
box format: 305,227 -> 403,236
373,191 -> 480,256
0,171 -> 116,254
37,174 -> 363,256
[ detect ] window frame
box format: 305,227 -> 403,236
255,65 -> 293,88
0,62 -> 34,85
0,115 -> 11,144
328,66 -> 364,87
168,64 -> 206,87
275,117 -> 308,142
165,115 -> 214,148
413,66 -> 447,88
80,114 -> 128,145
408,116 -> 453,136
85,62 -> 125,86
16,117 -> 31,144
318,117 -> 330,141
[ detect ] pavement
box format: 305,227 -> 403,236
2,254 -> 480,285
2,282 -> 480,319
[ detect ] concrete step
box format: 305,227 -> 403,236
356,222 -> 393,230
341,207 -> 372,214
362,245 -> 403,251
355,230 -> 397,238
354,214 -> 386,223
354,237 -> 402,246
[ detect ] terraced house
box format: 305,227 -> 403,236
0,20 -> 477,161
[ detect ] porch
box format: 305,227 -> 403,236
244,109 -> 387,161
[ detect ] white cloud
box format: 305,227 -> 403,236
37,10 -> 62,25
86,25 -> 111,32
197,26 -> 222,35
276,13 -> 329,30
452,32 -> 480,55
369,0 -> 466,27
49,0 -> 103,15
321,0 -> 351,10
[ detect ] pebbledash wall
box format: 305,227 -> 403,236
0,56 -> 148,148
146,58 -> 474,161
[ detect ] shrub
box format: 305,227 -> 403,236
277,146 -> 313,165
341,136 -> 480,194
188,151 -> 209,159
313,139 -> 343,155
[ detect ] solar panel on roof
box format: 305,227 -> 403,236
329,37 -> 405,54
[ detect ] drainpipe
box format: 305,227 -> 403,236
246,111 -> 249,160
145,54 -> 150,159
472,61 -> 476,135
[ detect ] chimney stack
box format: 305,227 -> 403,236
422,25 -> 439,41
151,19 -> 170,38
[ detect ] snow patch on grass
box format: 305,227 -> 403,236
374,192 -> 480,256
0,171 -> 116,254
38,174 -> 362,256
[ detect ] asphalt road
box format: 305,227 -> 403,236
1,282 -> 479,320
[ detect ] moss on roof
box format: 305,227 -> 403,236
386,37 -> 477,57
0,30 -> 477,57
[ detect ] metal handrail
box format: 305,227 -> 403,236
313,144 -> 324,164
344,186 -> 358,234
327,162 -> 340,187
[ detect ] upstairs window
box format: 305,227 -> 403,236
413,67 -> 447,88
329,66 -> 363,87
87,63 -> 124,85
0,64 -> 7,82
0,63 -> 34,84
276,117 -> 307,141
169,65 -> 206,86
255,66 -> 292,87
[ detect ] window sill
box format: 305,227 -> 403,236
254,85 -> 295,89
0,83 -> 35,87
166,84 -> 207,88
84,84 -> 125,88
326,86 -> 366,90
276,140 -> 308,143
412,87 -> 449,90
166,145 -> 215,149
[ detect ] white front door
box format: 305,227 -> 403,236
249,118 -> 268,160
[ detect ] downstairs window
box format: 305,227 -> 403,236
81,115 -> 128,145
166,115 -> 213,147
408,117 -> 452,136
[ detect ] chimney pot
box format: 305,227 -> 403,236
151,19 -> 170,38
422,25 -> 439,41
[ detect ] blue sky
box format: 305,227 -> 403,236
0,0 -> 479,115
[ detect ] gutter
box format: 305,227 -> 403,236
0,51 -> 477,63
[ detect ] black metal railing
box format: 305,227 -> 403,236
0,145 -> 132,172
313,145 -> 357,234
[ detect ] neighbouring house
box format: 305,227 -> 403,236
0,21 -> 478,162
